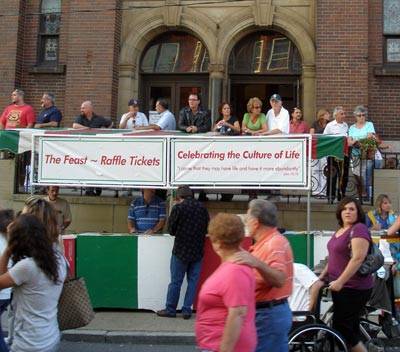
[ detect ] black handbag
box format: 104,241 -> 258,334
349,227 -> 384,276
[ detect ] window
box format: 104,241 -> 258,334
141,32 -> 209,73
228,32 -> 301,74
38,0 -> 61,65
383,0 -> 400,65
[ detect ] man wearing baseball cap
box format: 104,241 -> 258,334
262,94 -> 290,135
119,99 -> 149,129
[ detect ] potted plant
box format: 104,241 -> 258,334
356,134 -> 381,159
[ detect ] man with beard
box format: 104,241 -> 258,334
34,92 -> 62,128
0,89 -> 35,129
72,101 -> 113,129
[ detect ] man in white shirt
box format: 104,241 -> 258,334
134,99 -> 176,131
323,106 -> 353,203
119,99 -> 149,129
262,94 -> 290,135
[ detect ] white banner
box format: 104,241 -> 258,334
37,136 -> 167,186
171,137 -> 308,187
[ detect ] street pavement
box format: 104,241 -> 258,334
60,309 -> 400,351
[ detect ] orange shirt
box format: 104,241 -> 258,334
249,228 -> 293,302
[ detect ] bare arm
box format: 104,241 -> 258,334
128,220 -> 136,234
219,306 -> 248,352
72,123 -> 87,129
329,237 -> 370,292
144,219 -> 166,234
34,121 -> 59,128
233,249 -> 286,287
387,216 -> 400,236
134,124 -> 161,131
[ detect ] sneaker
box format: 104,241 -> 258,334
182,314 -> 192,320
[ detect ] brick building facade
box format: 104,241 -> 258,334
0,0 -> 399,139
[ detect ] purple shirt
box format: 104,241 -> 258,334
327,223 -> 374,290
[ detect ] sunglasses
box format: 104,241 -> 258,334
356,113 -> 367,117
253,106 -> 262,109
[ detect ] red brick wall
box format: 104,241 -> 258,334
62,0 -> 121,126
0,0 -> 121,128
316,0 -> 369,120
317,0 -> 400,139
0,0 -> 26,108
367,1 -> 400,138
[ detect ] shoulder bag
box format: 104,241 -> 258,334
350,227 -> 384,276
58,256 -> 95,330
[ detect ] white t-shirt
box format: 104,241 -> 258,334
266,107 -> 290,134
9,253 -> 67,352
288,263 -> 319,312
0,235 -> 11,300
119,111 -> 149,129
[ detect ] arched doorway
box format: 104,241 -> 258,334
228,31 -> 302,122
140,32 -> 210,122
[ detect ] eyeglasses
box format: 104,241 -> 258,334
253,106 -> 262,109
188,99 -> 199,101
355,113 -> 367,117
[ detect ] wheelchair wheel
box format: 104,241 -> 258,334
365,338 -> 386,352
289,323 -> 348,351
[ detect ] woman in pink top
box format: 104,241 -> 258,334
195,213 -> 256,352
289,107 -> 309,134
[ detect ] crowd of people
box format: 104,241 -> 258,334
0,88 -> 395,203
1,88 -> 400,352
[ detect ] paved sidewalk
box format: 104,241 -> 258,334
59,309 -> 400,351
61,310 -> 196,345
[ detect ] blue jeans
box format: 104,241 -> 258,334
165,254 -> 203,315
255,301 -> 292,352
0,299 -> 10,352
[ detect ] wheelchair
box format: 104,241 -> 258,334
288,285 -> 348,351
288,284 -> 387,351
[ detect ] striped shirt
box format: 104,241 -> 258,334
249,228 -> 294,302
128,195 -> 166,232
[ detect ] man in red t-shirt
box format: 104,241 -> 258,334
0,89 -> 35,129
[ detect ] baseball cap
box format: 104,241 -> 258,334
128,99 -> 139,106
270,94 -> 282,101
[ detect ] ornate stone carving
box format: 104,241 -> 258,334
163,0 -> 183,27
253,0 -> 274,27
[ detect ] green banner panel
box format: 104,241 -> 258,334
284,233 -> 314,267
76,235 -> 138,308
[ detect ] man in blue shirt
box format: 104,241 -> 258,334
34,92 -> 62,128
134,99 -> 176,131
127,188 -> 166,234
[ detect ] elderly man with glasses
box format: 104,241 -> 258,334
234,199 -> 294,352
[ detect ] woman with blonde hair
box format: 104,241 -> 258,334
241,97 -> 267,136
242,97 -> 267,200
22,196 -> 63,251
366,194 -> 397,231
310,109 -> 331,134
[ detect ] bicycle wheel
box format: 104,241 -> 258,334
365,338 -> 386,352
289,323 -> 348,352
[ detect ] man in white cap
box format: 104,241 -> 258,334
262,94 -> 290,135
119,99 -> 149,129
